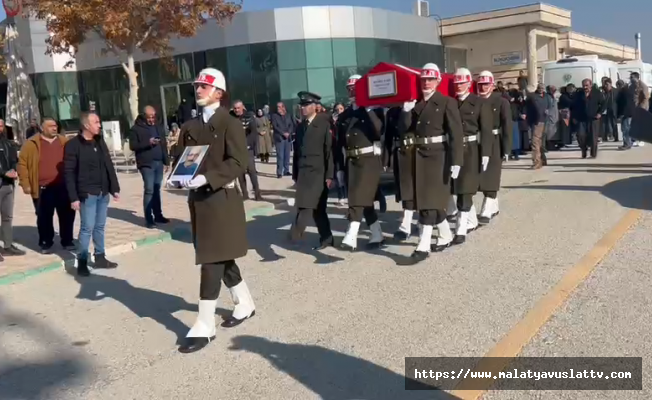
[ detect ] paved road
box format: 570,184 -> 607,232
1,143 -> 651,399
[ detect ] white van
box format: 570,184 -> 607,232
617,60 -> 652,87
542,55 -> 621,89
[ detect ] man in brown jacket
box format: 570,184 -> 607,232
18,118 -> 76,254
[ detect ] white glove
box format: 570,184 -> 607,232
503,154 -> 509,163
451,165 -> 461,180
182,174 -> 207,189
482,156 -> 489,172
336,170 -> 345,186
403,100 -> 416,112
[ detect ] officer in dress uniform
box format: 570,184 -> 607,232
448,68 -> 493,245
477,70 -> 513,225
288,91 -> 335,250
399,63 -> 464,264
337,75 -> 386,251
385,106 -> 417,240
169,68 -> 256,354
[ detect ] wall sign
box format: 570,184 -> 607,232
492,51 -> 524,66
3,0 -> 21,17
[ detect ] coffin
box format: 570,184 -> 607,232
355,63 -> 474,107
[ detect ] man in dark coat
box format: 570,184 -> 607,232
337,74 -> 385,251
231,100 -> 262,201
128,105 -> 170,229
446,68 -> 493,245
169,68 -> 256,354
289,91 -> 334,250
476,71 -> 513,225
399,63 -> 464,264
386,106 -> 417,240
571,78 -> 605,158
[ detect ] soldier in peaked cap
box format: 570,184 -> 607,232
336,74 -> 386,252
477,70 -> 513,225
398,63 -> 464,265
168,68 -> 256,354
288,91 -> 335,249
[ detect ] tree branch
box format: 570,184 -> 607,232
136,24 -> 155,48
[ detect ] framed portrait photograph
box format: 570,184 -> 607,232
166,145 -> 210,189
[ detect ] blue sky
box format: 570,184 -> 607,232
3,0 -> 648,61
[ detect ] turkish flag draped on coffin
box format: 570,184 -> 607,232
354,62 -> 474,107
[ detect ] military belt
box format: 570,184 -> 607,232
492,129 -> 500,135
464,135 -> 478,143
346,146 -> 375,157
414,136 -> 447,145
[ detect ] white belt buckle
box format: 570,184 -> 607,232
492,129 -> 499,135
373,141 -> 382,155
223,179 -> 236,189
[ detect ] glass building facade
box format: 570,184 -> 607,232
9,7 -> 467,133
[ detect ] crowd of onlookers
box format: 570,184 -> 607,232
495,71 -> 650,168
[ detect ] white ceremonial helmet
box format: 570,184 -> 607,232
477,70 -> 495,96
454,67 -> 473,97
420,63 -> 441,80
347,74 -> 362,87
194,68 -> 227,92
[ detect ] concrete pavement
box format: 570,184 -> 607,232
0,160 -> 288,281
1,143 -> 652,399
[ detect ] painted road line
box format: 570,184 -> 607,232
0,203 -> 277,287
450,208 -> 644,400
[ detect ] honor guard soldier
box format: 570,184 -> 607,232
170,68 -> 256,354
337,74 -> 386,251
288,91 -> 335,250
399,63 -> 464,264
449,68 -> 493,245
477,70 -> 513,225
386,105 -> 417,240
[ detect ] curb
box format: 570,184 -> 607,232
0,202 -> 277,287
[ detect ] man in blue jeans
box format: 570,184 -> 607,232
129,105 -> 170,228
271,101 -> 295,178
64,112 -> 121,277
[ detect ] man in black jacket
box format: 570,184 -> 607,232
129,105 -> 170,228
572,79 -> 605,158
64,112 -> 121,276
231,100 -> 262,201
0,119 -> 25,261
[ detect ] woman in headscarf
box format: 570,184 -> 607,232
255,109 -> 273,163
557,83 -> 575,147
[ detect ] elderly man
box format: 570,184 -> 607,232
0,119 -> 25,260
571,79 -> 604,159
231,100 -> 262,201
129,105 -> 170,229
271,102 -> 295,178
173,147 -> 202,177
18,117 -> 75,254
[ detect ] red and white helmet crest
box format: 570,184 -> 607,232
477,70 -> 494,84
421,63 -> 441,79
347,74 -> 362,86
454,68 -> 472,84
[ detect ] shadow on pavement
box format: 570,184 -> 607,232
0,298 -> 93,399
229,335 -> 460,399
64,266 -> 231,344
503,175 -> 652,211
11,226 -> 77,261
